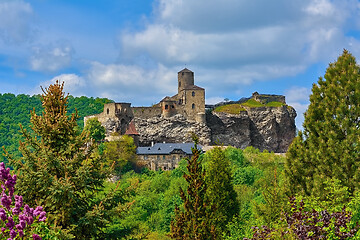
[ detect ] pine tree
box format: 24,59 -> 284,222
286,49 -> 360,197
204,147 -> 239,237
5,81 -> 110,238
170,135 -> 216,240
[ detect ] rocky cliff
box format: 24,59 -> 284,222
133,105 -> 296,153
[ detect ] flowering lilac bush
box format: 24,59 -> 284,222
0,162 -> 46,240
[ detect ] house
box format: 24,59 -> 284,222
136,142 -> 201,171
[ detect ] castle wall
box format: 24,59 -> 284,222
132,107 -> 162,119
252,93 -> 286,104
178,70 -> 194,92
183,89 -> 205,121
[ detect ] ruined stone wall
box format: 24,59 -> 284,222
132,107 -> 162,119
252,93 -> 286,104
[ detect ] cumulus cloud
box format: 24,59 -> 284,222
119,0 -> 358,78
86,62 -> 179,104
30,43 -> 74,72
37,74 -> 86,97
0,0 -> 34,44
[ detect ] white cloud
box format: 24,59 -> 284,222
285,87 -> 311,102
0,0 -> 34,44
36,74 -> 86,97
30,43 -> 74,72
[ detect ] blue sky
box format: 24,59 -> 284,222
1,0 -> 360,129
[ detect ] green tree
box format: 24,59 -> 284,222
203,147 -> 239,237
84,117 -> 106,142
170,135 -> 216,240
286,49 -> 360,197
4,81 -> 116,238
103,134 -> 138,175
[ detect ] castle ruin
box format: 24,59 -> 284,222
84,68 -> 206,138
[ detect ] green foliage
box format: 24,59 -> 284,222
214,99 -> 286,114
214,104 -> 246,114
4,81 -> 120,239
102,135 -> 138,175
265,101 -> 285,107
170,136 -> 216,240
203,147 -> 239,237
84,117 -> 106,141
286,49 -> 360,197
0,93 -> 111,163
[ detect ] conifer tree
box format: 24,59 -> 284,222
204,147 -> 239,237
286,49 -> 360,197
170,135 -> 216,240
5,81 -> 111,238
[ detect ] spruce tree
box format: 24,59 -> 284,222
204,147 -> 239,237
5,81 -> 110,238
170,135 -> 216,240
286,49 -> 360,197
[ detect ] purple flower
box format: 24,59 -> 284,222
34,206 -> 43,216
9,229 -> 16,238
18,229 -> 24,237
38,212 -> 46,222
1,193 -> 12,210
6,216 -> 14,229
32,234 -> 41,240
26,216 -> 33,225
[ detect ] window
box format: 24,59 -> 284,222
143,156 -> 148,160
163,156 -> 166,160
179,81 -> 181,87
192,91 -> 195,97
171,105 -> 174,109
107,108 -> 109,114
192,103 -> 195,109
165,105 -> 168,110
157,156 -> 160,160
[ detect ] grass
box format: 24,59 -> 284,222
214,99 -> 285,114
214,104 -> 246,114
265,101 -> 285,107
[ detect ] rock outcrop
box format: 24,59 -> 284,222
132,105 -> 296,153
208,106 -> 296,152
134,114 -> 211,146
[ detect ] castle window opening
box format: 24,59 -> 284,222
182,72 -> 184,76
165,105 -> 168,110
163,155 -> 166,160
192,103 -> 195,109
192,91 -> 195,97
107,108 -> 109,114
171,105 -> 174,109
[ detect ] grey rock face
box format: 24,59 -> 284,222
134,114 -> 212,146
105,106 -> 296,153
207,106 -> 296,152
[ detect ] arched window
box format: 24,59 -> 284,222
192,103 -> 195,109
192,91 -> 195,97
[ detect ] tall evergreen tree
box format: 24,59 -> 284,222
204,147 -> 239,237
5,81 -> 112,238
286,49 -> 360,197
170,135 -> 216,240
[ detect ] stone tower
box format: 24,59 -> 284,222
178,68 -> 194,93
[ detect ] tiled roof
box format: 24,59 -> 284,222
137,142 -> 202,155
125,120 -> 139,135
178,68 -> 193,73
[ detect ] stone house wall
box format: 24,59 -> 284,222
132,107 -> 162,119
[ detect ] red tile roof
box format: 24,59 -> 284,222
125,120 -> 139,135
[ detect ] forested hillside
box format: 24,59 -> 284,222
0,93 -> 112,161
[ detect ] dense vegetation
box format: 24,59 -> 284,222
214,99 -> 285,114
0,92 -> 112,162
1,49 -> 360,239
